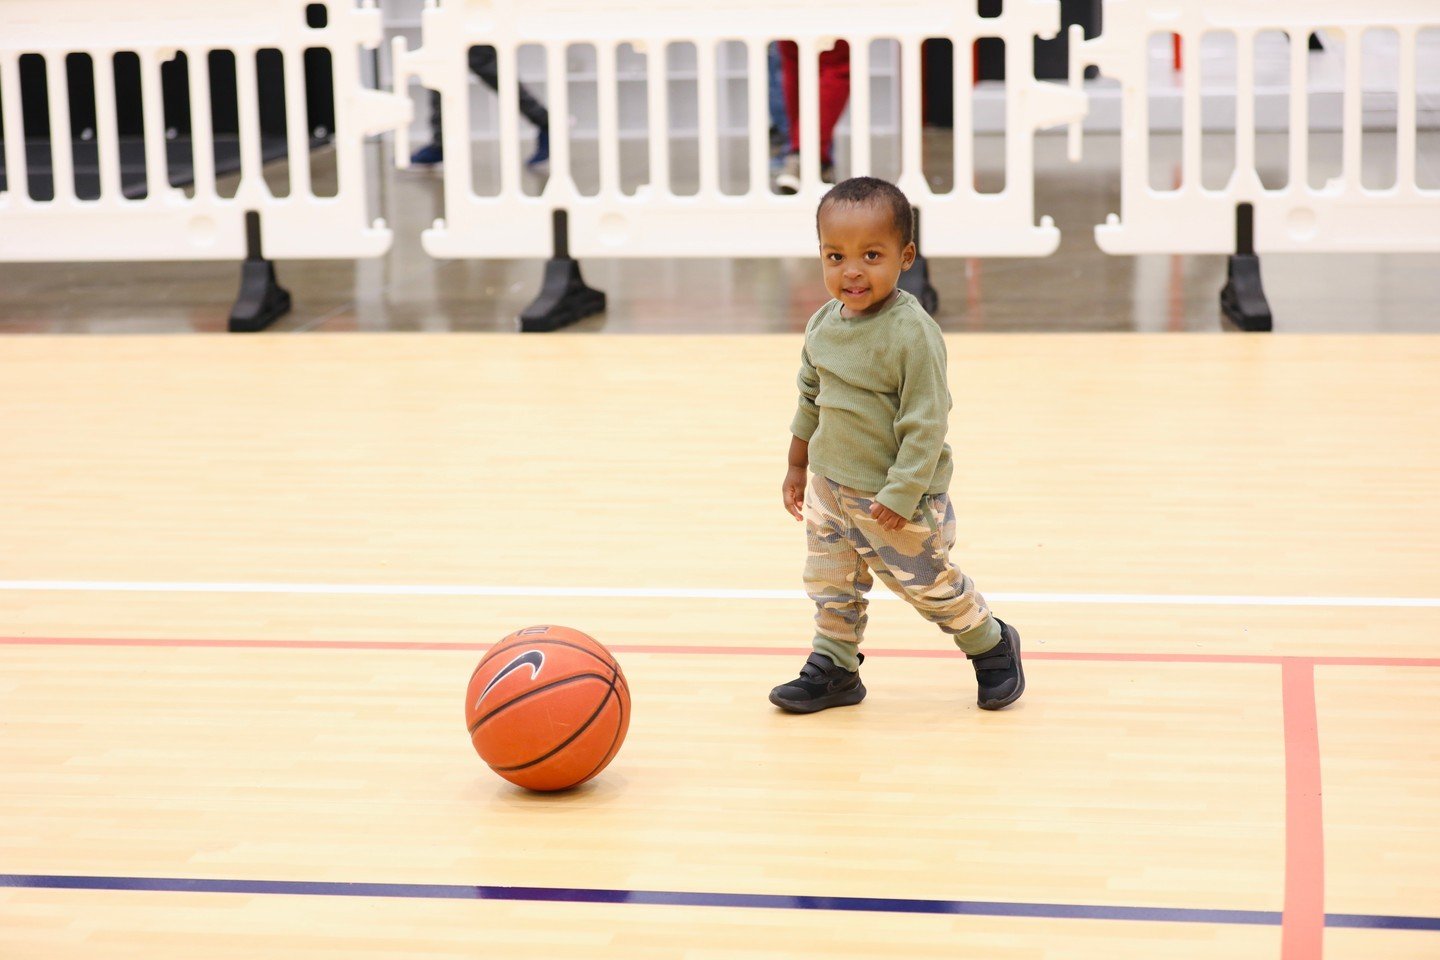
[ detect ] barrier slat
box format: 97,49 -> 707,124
234,45 -> 266,202
45,53 -> 76,203
1396,28 -> 1417,191
1233,30 -> 1256,193
1,55 -> 28,202
952,32 -> 972,193
495,43 -> 520,199
139,49 -> 170,202
848,36 -> 871,179
282,44 -> 312,199
597,41 -> 621,197
646,40 -> 671,197
898,35 -> 924,199
1287,28 -> 1308,192
1181,33 -> 1200,191
545,40 -> 573,197
693,40 -> 715,195
798,37 -> 821,190
92,49 -> 121,204
186,48 -> 218,201
1343,28 -> 1362,190
746,39 -> 769,197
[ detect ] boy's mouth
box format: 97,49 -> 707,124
843,286 -> 869,298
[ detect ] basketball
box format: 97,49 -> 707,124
464,625 -> 631,792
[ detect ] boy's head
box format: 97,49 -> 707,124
815,177 -> 916,315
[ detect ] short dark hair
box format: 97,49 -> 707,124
816,176 -> 914,247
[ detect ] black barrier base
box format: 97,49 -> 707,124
230,257 -> 293,333
897,205 -> 939,314
229,211 -> 291,333
1220,254 -> 1272,332
1219,202 -> 1271,332
897,253 -> 939,315
519,209 -> 606,332
520,257 -> 607,332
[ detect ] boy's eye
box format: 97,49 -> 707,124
865,251 -> 880,261
827,253 -> 843,262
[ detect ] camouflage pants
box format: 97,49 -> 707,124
804,473 -> 998,670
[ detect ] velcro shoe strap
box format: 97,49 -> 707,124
970,650 -> 1013,670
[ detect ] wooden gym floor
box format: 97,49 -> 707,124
1,334 -> 1438,959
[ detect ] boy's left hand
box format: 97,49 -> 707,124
869,501 -> 907,532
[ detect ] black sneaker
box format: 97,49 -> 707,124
769,652 -> 866,713
967,620 -> 1025,710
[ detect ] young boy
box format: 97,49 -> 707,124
771,177 -> 1024,713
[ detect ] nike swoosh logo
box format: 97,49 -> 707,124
476,650 -> 546,709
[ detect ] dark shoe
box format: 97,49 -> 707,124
967,620 -> 1025,710
769,652 -> 866,713
526,128 -> 550,169
409,142 -> 443,166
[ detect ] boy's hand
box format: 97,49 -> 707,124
869,501 -> 907,531
782,466 -> 807,522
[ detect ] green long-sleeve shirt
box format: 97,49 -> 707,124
789,289 -> 954,519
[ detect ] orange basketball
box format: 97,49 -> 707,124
464,625 -> 630,792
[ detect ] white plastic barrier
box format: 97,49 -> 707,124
1067,0 -> 1440,254
391,0 -> 1087,259
0,0 -> 409,262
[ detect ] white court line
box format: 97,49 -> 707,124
0,581 -> 1438,608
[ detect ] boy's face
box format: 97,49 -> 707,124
817,200 -> 916,316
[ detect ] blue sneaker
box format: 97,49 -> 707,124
526,128 -> 550,169
409,142 -> 443,167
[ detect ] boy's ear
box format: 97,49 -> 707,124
900,242 -> 917,272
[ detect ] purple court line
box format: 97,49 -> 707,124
1,873 -> 1437,931
0,873 -> 1274,925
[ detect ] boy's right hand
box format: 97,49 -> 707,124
782,466 -> 807,522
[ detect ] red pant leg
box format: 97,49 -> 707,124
780,41 -> 800,153
781,40 -> 851,165
817,41 -> 851,165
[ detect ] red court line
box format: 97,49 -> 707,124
3,635 -> 1440,668
1281,660 -> 1326,960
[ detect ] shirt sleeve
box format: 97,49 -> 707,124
875,321 -> 951,518
789,326 -> 821,442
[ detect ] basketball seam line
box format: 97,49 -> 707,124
575,668 -> 627,786
467,673 -> 610,735
491,682 -> 618,773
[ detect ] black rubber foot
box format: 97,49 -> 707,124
229,258 -> 292,333
519,257 -> 606,332
897,253 -> 939,315
1219,253 -> 1272,332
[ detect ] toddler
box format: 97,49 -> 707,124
772,177 -> 1024,713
